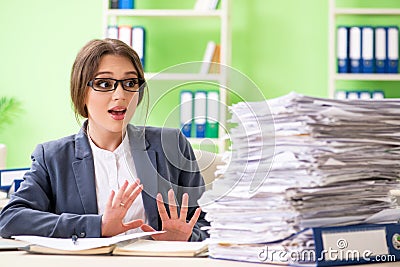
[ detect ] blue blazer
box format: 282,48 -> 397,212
0,123 -> 209,241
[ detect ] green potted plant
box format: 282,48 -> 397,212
0,97 -> 22,169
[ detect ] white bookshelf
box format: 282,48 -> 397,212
144,72 -> 222,81
105,9 -> 223,17
335,74 -> 400,81
102,0 -> 231,152
328,0 -> 400,98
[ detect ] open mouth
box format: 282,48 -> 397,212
108,108 -> 127,120
108,109 -> 126,116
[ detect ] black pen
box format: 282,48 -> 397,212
71,235 -> 79,245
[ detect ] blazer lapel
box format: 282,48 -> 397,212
128,125 -> 159,230
72,123 -> 98,214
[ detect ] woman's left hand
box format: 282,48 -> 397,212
140,189 -> 201,241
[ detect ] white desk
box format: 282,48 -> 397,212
0,251 -> 399,267
0,191 -> 399,267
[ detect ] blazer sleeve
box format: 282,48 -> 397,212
176,130 -> 210,242
0,144 -> 102,238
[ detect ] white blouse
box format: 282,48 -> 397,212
88,131 -> 147,235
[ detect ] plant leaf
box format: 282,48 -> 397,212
0,97 -> 23,130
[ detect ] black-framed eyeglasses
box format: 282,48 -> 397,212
87,78 -> 145,92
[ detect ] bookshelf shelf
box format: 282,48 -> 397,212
102,0 -> 231,152
335,74 -> 400,81
328,0 -> 400,98
105,9 -> 223,18
144,72 -> 222,81
188,138 -> 217,145
188,138 -> 226,154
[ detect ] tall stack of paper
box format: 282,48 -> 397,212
199,92 -> 400,264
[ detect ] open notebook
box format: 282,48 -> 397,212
0,238 -> 29,251
12,233 -> 208,257
113,239 -> 208,257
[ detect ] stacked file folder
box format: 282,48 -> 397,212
199,92 -> 400,265
107,25 -> 146,69
335,90 -> 385,100
337,26 -> 399,73
110,0 -> 134,9
180,90 -> 219,138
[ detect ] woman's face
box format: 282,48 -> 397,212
85,54 -> 140,136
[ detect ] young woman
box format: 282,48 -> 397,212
0,39 -> 208,241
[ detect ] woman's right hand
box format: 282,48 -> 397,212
101,180 -> 144,237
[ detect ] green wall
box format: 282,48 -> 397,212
0,0 -> 380,168
0,0 -> 102,168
